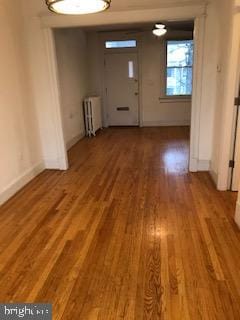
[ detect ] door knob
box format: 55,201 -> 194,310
135,92 -> 139,96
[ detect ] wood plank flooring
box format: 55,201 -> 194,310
0,127 -> 239,319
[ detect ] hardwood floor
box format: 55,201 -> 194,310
0,127 -> 239,319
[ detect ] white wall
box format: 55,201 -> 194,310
198,1 -> 219,164
87,30 -> 192,127
0,0 -> 43,205
210,0 -> 232,183
22,18 -> 68,170
54,28 -> 89,149
210,0 -> 237,187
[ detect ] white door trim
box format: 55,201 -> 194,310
189,15 -> 206,172
43,28 -> 68,170
217,12 -> 240,190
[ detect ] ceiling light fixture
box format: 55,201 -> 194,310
46,0 -> 111,15
152,23 -> 167,37
152,28 -> 167,37
155,23 -> 166,29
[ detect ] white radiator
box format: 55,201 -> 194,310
84,96 -> 102,137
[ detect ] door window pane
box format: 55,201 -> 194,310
166,40 -> 193,96
128,61 -> 134,78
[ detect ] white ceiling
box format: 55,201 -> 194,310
24,0 -> 207,16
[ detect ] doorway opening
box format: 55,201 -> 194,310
51,19 -> 202,172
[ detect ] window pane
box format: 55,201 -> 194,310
166,40 -> 193,96
167,67 -> 193,96
167,40 -> 193,67
105,40 -> 137,49
128,61 -> 134,78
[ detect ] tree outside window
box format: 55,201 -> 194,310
166,40 -> 194,96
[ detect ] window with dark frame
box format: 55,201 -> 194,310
166,40 -> 194,96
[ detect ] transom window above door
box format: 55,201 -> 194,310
105,40 -> 137,49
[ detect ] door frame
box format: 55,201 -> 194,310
39,6 -> 206,173
217,11 -> 240,190
229,76 -> 240,191
189,16 -> 206,172
103,49 -> 140,127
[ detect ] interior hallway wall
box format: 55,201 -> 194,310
0,0 -> 43,205
198,0 -> 219,169
210,0 -> 236,186
54,28 -> 89,150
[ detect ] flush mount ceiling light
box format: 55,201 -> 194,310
155,23 -> 166,29
152,23 -> 167,37
46,0 -> 111,15
152,28 -> 167,37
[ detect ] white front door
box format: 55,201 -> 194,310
105,52 -> 139,126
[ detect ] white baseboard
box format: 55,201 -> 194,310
44,158 -> 62,170
189,158 -> 210,172
189,158 -> 198,172
209,167 -> 218,186
209,161 -> 217,182
0,161 -> 45,206
198,160 -> 210,171
44,156 -> 69,170
66,132 -> 85,151
143,120 -> 190,127
235,201 -> 240,229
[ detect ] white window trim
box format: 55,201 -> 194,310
159,97 -> 192,103
162,39 -> 193,100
